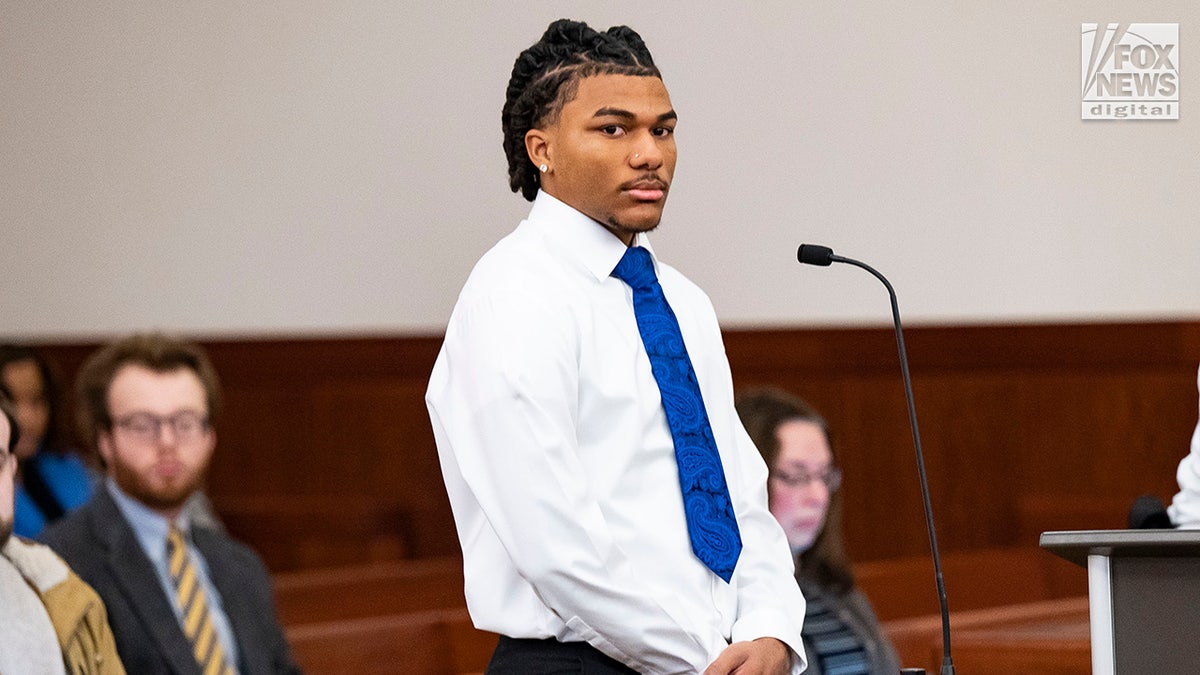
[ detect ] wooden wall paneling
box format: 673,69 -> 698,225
908,373 -> 1024,551
212,383 -> 314,495
201,338 -> 454,569
723,321 -> 1200,560
1009,369 -> 1191,545
26,321 -> 1200,573
834,376 -> 929,562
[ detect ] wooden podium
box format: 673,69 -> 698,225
1041,529 -> 1200,674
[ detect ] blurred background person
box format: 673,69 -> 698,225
1,385 -> 126,674
737,387 -> 901,675
0,344 -> 95,538
1167,364 -> 1200,528
41,333 -> 298,674
0,343 -> 223,537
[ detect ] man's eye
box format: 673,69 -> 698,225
601,125 -> 624,136
653,127 -> 674,137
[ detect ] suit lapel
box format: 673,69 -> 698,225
195,528 -> 257,675
90,489 -> 201,675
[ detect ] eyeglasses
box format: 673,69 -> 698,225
112,411 -> 210,443
770,466 -> 843,492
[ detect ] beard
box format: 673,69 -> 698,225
109,455 -> 208,514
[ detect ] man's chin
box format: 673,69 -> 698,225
624,202 -> 667,226
120,479 -> 198,515
111,460 -> 207,517
788,530 -> 819,555
606,213 -> 662,241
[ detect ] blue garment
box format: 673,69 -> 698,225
611,245 -> 742,582
13,450 -> 95,538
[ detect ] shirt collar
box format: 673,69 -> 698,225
105,478 -> 192,557
528,190 -> 660,283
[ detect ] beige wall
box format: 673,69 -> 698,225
3,2 -> 1198,340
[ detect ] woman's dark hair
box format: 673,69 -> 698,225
735,386 -> 856,594
0,344 -> 68,454
502,18 -> 661,201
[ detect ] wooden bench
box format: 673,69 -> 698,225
273,555 -> 466,626
220,494 -> 414,571
276,546 -> 1090,672
852,545 -> 1086,622
286,607 -> 498,675
272,545 -> 1082,628
882,596 -> 1090,674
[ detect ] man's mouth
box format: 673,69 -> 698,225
623,179 -> 668,201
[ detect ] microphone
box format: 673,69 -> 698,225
797,243 -> 956,675
1128,494 -> 1176,529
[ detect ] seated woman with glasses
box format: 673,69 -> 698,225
736,387 -> 900,675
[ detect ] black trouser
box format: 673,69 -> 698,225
486,636 -> 640,674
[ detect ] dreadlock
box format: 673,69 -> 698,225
502,19 -> 661,201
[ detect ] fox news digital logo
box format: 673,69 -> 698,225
1082,23 -> 1179,120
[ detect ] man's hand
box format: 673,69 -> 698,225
703,637 -> 793,675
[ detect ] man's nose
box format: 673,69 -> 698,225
630,136 -> 663,169
155,421 -> 180,445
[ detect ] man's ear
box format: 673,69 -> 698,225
525,128 -> 551,170
97,432 -> 115,470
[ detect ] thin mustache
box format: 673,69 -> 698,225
620,173 -> 669,190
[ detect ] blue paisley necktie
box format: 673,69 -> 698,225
611,245 -> 742,582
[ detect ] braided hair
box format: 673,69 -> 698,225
502,19 -> 661,201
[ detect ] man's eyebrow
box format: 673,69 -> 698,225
593,107 -> 635,120
592,107 -> 678,123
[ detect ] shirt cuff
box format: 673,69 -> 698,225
729,608 -> 807,675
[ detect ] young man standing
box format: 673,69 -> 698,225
427,19 -> 807,675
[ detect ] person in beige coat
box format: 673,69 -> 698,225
1,390 -> 125,674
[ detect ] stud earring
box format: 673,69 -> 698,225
539,164 -> 548,173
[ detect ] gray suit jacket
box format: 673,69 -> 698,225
41,488 -> 301,675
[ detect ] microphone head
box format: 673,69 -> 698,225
797,244 -> 835,266
1128,495 -> 1176,529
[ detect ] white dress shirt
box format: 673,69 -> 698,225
427,191 -> 807,674
1168,364 -> 1200,528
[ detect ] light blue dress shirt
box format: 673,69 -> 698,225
105,479 -> 241,672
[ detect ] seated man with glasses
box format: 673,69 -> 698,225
41,333 -> 300,675
735,388 -> 901,675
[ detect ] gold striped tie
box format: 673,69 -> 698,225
167,526 -> 236,675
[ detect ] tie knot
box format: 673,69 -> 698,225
611,246 -> 657,290
167,525 -> 187,551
